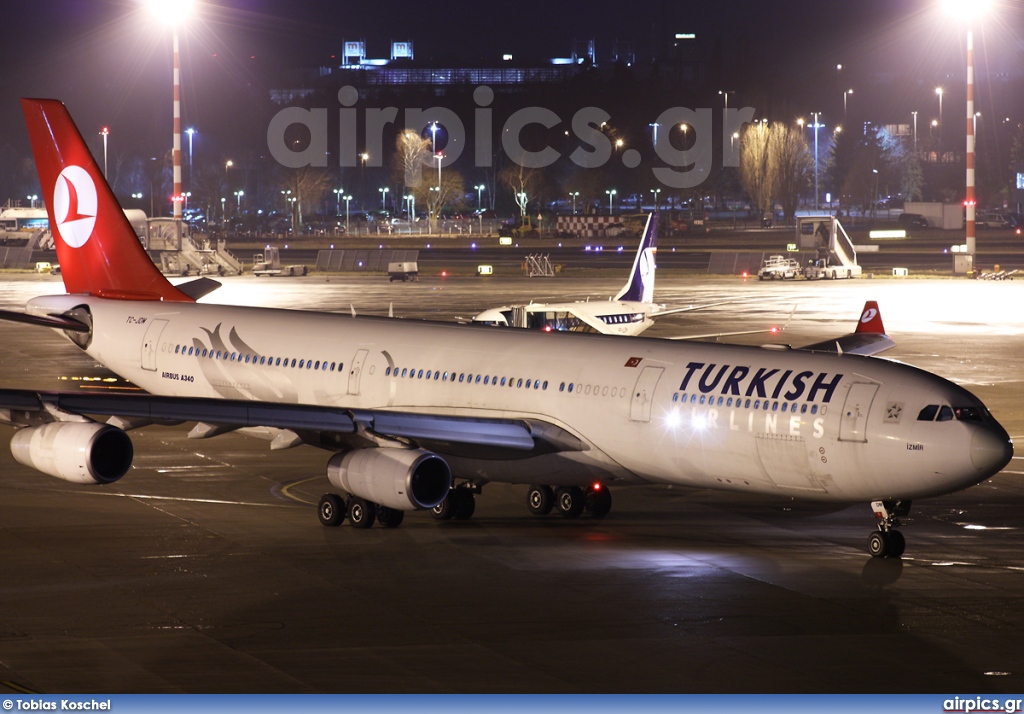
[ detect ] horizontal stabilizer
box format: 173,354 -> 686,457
801,300 -> 894,356
174,278 -> 222,301
0,309 -> 90,333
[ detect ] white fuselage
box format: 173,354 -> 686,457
472,300 -> 658,336
29,293 -> 1006,502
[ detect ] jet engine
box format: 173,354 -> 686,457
11,422 -> 134,485
327,448 -> 451,511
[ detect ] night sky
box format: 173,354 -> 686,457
0,0 -> 1020,193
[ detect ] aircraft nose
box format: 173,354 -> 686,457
970,424 -> 1013,476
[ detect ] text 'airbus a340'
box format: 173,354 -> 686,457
0,99 -> 1012,558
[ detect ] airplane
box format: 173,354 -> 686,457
471,213 -> 730,336
0,98 -> 1013,559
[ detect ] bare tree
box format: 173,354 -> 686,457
498,161 -> 544,217
391,130 -> 431,205
413,168 -> 465,230
771,123 -> 812,223
280,166 -> 331,230
739,122 -> 775,215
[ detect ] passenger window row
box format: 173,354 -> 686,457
384,366 -> 548,391
672,392 -> 822,415
558,382 -> 626,398
173,344 -> 342,373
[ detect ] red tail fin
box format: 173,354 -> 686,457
855,301 -> 885,334
21,99 -> 192,302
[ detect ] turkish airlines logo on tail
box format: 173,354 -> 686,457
860,308 -> 878,324
53,166 -> 97,248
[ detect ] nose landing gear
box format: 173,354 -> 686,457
867,499 -> 911,558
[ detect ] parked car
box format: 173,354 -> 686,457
897,213 -> 929,229
976,212 -> 1012,229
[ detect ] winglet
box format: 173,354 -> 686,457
855,301 -> 885,334
613,212 -> 658,304
20,98 -> 193,302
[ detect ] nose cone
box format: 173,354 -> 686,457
971,425 -> 1013,477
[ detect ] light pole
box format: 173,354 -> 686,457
812,111 -> 821,210
146,0 -> 194,221
649,122 -> 660,149
935,87 -> 944,143
435,152 -> 442,190
333,188 -> 343,215
99,127 -> 109,177
343,195 -> 352,233
569,191 -> 579,215
26,194 -> 38,209
234,190 -> 244,211
379,186 -> 389,212
225,159 -> 233,173
185,127 -> 196,179
844,89 -> 853,117
220,196 -> 226,223
941,0 -> 992,259
650,188 -> 661,211
718,90 -> 735,111
475,184 -> 485,210
912,111 -> 918,153
517,192 -> 527,217
606,189 -> 617,215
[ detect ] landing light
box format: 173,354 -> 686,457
665,410 -> 682,429
692,414 -> 707,431
770,326 -> 780,334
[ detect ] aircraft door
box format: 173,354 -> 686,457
630,366 -> 664,422
348,348 -> 369,396
141,319 -> 168,372
839,383 -> 878,442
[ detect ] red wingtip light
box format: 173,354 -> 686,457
592,482 -> 602,491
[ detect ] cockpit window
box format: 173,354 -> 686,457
954,407 -> 985,422
917,405 -> 939,421
936,406 -> 954,422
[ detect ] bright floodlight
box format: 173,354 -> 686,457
145,0 -> 195,25
940,0 -> 993,17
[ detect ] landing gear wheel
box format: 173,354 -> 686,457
867,531 -> 889,558
451,489 -> 476,520
376,505 -> 405,528
432,494 -> 455,520
318,494 -> 346,527
347,497 -> 376,529
527,485 -> 554,515
887,530 -> 906,557
584,485 -> 612,518
867,499 -> 911,557
556,486 -> 585,518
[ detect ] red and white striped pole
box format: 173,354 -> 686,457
172,29 -> 183,220
965,23 -> 976,257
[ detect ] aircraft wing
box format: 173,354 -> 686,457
649,299 -> 737,318
0,389 -> 544,452
663,305 -> 795,342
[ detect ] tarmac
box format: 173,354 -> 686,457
0,272 -> 1022,693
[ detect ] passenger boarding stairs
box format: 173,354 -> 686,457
797,216 -> 857,269
159,233 -> 243,277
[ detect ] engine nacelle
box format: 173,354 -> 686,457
327,448 -> 451,511
11,422 -> 134,485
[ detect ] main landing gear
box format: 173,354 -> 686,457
867,499 -> 911,558
526,483 -> 612,519
318,493 -> 406,529
431,484 -> 478,521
